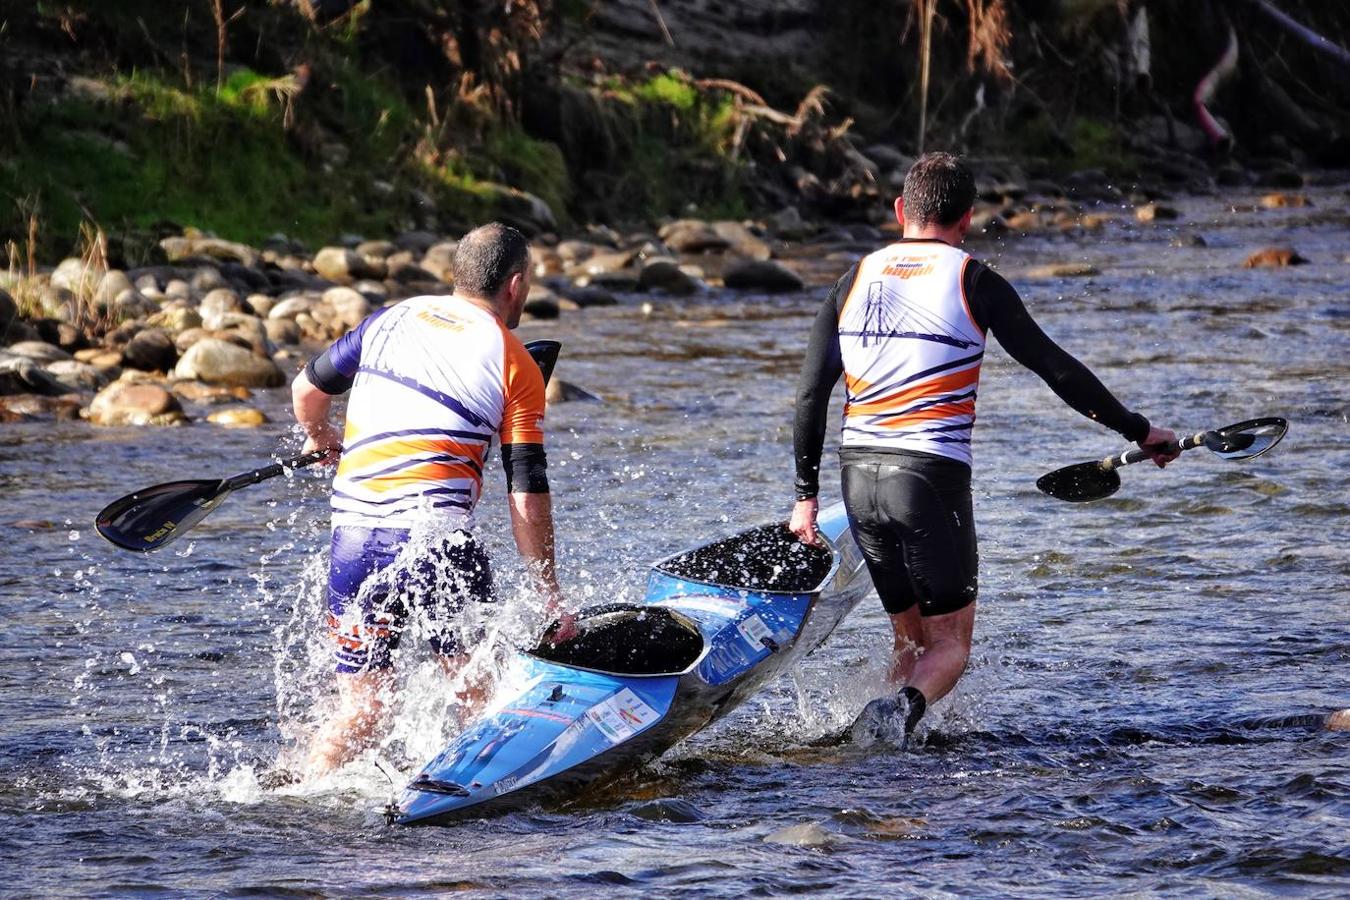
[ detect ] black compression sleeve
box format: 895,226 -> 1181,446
305,349 -> 355,396
968,264 -> 1149,442
501,442 -> 549,494
793,265 -> 854,499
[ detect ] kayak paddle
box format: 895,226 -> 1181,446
95,449 -> 335,551
95,339 -> 563,552
1036,416 -> 1288,503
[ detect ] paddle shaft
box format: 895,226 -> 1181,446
1099,430 -> 1211,472
221,448 -> 333,492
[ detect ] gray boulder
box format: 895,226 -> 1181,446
46,360 -> 109,392
87,381 -> 187,426
264,318 -> 301,345
6,340 -> 72,363
114,289 -> 158,319
0,354 -> 72,396
95,270 -> 135,305
190,267 -> 229,294
123,329 -> 178,372
313,247 -> 372,283
722,260 -> 804,293
174,338 -> 285,388
659,219 -> 731,254
322,287 -> 373,330
638,259 -> 703,295
712,222 -> 773,261
200,288 -> 243,328
267,296 -> 316,320
159,236 -> 260,268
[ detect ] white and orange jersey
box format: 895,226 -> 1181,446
838,241 -> 986,464
329,296 -> 546,529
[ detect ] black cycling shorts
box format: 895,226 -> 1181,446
841,450 -> 978,617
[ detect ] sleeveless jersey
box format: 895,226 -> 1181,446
330,297 -> 546,529
838,241 -> 986,464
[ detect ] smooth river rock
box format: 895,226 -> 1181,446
1243,247 -> 1308,268
638,258 -> 703,295
722,259 -> 804,292
174,338 -> 285,388
86,381 -> 187,426
122,328 -> 179,372
207,407 -> 269,427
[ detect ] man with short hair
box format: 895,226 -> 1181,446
790,152 -> 1178,742
292,222 -> 576,775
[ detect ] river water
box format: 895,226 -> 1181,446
3,189 -> 1348,896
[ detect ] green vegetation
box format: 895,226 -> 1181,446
576,70 -> 751,222
0,65 -> 424,260
991,112 -> 1139,177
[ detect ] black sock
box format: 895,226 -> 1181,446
901,686 -> 927,734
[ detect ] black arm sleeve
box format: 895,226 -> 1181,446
501,442 -> 549,494
304,348 -> 355,396
792,264 -> 854,499
967,264 -> 1150,442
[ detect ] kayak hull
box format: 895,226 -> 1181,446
392,501 -> 868,825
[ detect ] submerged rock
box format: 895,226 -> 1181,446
1260,192 -> 1313,209
0,393 -> 83,422
1026,262 -> 1100,278
1243,247 -> 1308,268
1136,203 -> 1180,223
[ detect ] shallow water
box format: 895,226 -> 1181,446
3,189 -> 1348,896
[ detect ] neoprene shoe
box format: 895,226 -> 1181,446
850,693 -> 913,748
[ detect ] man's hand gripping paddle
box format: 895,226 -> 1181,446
1036,416 -> 1288,503
95,340 -> 563,552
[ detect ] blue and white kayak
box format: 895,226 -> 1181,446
390,501 -> 870,825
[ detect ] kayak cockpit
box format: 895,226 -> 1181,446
531,605 -> 703,676
530,524 -> 832,678
654,523 -> 833,593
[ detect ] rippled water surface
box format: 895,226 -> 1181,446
3,191 -> 1349,896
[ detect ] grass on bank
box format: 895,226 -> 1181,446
1,57 -> 769,263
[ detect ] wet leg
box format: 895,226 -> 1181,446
305,669 -> 392,776
888,606 -> 924,684
905,602 -> 976,705
438,652 -> 492,719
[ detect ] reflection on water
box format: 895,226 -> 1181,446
2,189 -> 1348,894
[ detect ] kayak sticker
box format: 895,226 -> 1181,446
585,688 -> 660,743
737,614 -> 773,649
656,593 -> 742,618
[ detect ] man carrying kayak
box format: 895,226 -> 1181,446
789,152 -> 1180,743
291,222 -> 576,776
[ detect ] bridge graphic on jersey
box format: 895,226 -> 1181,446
841,280 -> 981,349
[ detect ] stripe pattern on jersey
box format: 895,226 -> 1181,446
329,297 -> 545,529
838,242 -> 986,464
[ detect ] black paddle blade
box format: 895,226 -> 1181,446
95,479 -> 230,552
1036,461 -> 1121,502
525,340 -> 561,385
1204,417 -> 1288,460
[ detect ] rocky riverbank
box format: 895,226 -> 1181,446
0,172 -> 1340,429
